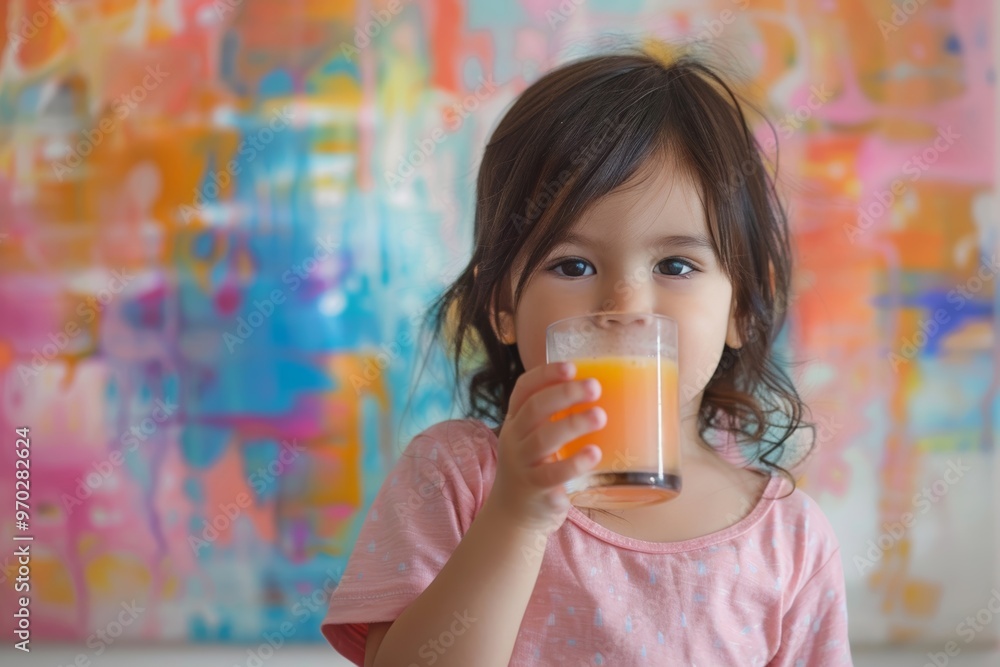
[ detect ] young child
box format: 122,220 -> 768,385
322,46 -> 853,666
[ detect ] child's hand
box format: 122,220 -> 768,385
485,362 -> 606,535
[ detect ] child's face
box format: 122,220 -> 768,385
506,157 -> 740,410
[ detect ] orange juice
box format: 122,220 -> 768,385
553,356 -> 680,508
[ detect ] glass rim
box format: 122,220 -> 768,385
545,311 -> 678,333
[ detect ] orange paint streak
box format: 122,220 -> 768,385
222,0 -> 346,91
429,0 -> 462,93
325,353 -> 393,509
0,0 -> 10,56
795,217 -> 881,352
843,0 -> 964,107
35,557 -> 76,605
13,0 -> 70,68
0,339 -> 12,371
743,16 -> 799,97
885,184 -> 983,273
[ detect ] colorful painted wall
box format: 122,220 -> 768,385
0,0 -> 995,648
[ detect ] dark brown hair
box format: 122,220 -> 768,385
425,43 -> 815,484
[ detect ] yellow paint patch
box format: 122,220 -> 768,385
85,552 -> 151,599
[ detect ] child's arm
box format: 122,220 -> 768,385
370,361 -> 606,667
368,498 -> 552,667
363,622 -> 391,667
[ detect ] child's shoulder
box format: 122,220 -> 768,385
407,418 -> 498,453
398,418 -> 499,478
388,419 -> 499,517
776,484 -> 839,535
764,481 -> 844,570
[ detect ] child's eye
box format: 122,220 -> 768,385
655,258 -> 696,277
549,258 -> 696,278
549,259 -> 595,278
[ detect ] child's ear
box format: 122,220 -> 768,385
496,312 -> 516,345
725,300 -> 742,349
474,263 -> 517,346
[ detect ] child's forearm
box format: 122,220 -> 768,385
372,498 -> 549,667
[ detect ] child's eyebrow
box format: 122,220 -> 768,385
557,231 -> 714,253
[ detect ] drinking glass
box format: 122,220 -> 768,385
546,312 -> 681,510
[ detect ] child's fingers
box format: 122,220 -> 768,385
519,406 -> 607,467
524,445 -> 602,489
506,362 -> 576,421
511,377 -> 601,435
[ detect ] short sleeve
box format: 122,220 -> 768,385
769,549 -> 853,666
320,419 -> 495,665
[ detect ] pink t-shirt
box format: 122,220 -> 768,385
322,419 -> 853,666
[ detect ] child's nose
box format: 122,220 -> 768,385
593,312 -> 654,328
597,269 -> 656,315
